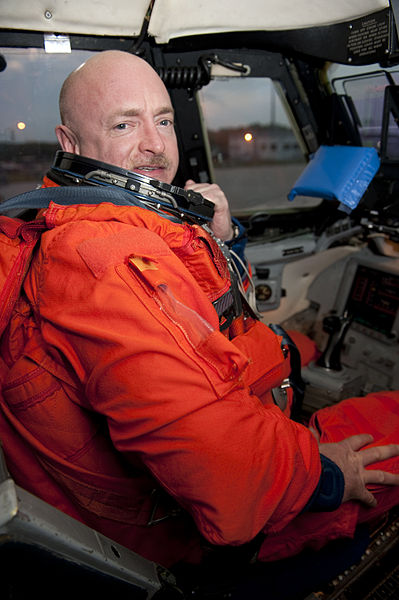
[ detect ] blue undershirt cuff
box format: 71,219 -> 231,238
303,454 -> 345,512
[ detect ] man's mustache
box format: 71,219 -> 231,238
131,156 -> 170,170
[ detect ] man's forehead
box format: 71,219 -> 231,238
81,57 -> 168,96
106,104 -> 174,120
95,72 -> 173,109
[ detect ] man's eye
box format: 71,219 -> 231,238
159,119 -> 173,127
115,123 -> 128,130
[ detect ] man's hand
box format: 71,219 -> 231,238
185,179 -> 234,241
319,434 -> 399,507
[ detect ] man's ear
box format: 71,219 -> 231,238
55,124 -> 80,153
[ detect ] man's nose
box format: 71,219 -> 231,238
139,121 -> 165,154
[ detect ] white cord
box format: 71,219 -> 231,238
229,248 -> 262,317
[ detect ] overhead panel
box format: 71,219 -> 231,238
148,0 -> 390,43
0,0 -> 149,36
0,0 -> 391,41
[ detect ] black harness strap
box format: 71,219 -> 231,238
269,323 -> 305,421
0,186 -> 146,216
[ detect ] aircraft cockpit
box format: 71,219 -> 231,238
1,1 -> 399,599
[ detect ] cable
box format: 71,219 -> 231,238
157,62 -> 211,91
229,248 -> 262,317
157,54 -> 248,91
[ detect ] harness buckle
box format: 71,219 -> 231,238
271,378 -> 291,412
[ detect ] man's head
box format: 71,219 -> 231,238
55,50 -> 179,184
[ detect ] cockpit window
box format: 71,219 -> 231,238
0,47 -> 94,202
197,76 -> 309,216
330,64 -> 399,152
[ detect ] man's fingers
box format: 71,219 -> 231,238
184,181 -> 232,240
364,468 -> 399,487
362,491 -> 377,507
360,443 -> 399,467
358,487 -> 378,507
185,181 -> 227,208
346,433 -> 374,451
319,435 -> 399,506
185,180 -> 216,196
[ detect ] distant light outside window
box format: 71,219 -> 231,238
198,77 -> 310,216
0,48 -> 94,201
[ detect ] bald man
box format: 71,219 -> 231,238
55,50 -> 234,242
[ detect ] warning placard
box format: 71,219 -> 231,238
347,12 -> 389,62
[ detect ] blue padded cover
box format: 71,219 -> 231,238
288,145 -> 380,212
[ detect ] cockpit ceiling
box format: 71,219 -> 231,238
0,0 -> 390,42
